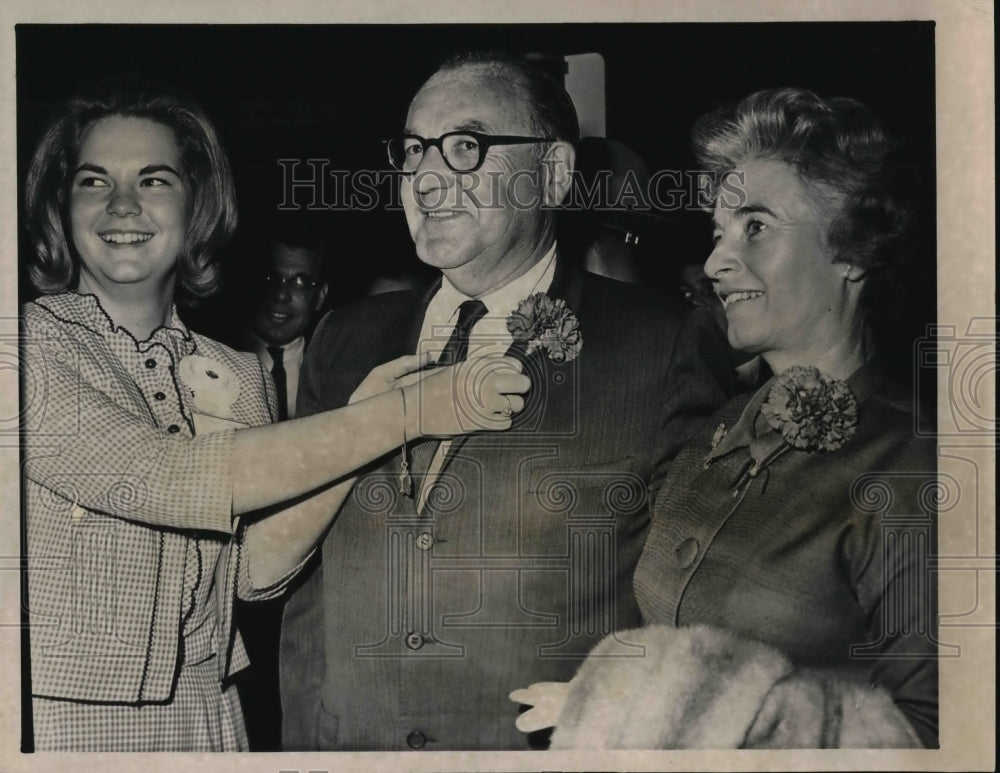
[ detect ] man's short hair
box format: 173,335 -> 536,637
432,50 -> 580,145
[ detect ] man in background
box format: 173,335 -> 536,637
246,225 -> 330,420
236,219 -> 328,750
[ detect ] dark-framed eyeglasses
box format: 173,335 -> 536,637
263,273 -> 321,292
385,131 -> 555,174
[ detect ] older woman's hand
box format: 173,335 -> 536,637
509,681 -> 571,733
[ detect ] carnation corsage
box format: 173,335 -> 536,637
506,293 -> 582,363
708,365 -> 859,496
178,354 -> 245,434
761,365 -> 859,452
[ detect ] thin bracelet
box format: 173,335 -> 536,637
398,387 -> 413,497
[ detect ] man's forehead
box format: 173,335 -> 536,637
271,243 -> 323,274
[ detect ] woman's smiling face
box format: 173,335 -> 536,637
70,116 -> 188,299
704,157 -> 856,374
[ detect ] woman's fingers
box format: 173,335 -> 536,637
487,372 -> 531,395
375,352 -> 433,382
509,682 -> 571,733
414,356 -> 531,436
349,352 -> 432,404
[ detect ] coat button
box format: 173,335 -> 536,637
415,532 -> 434,551
153,392 -> 166,401
675,537 -> 699,569
405,631 -> 425,650
167,424 -> 181,434
406,730 -> 427,749
145,358 -> 157,369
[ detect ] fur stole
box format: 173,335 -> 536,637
550,624 -> 922,749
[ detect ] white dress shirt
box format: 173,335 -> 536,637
250,334 -> 306,419
415,244 -> 557,511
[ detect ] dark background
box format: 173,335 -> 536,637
15,22 -> 937,751
17,22 -> 935,351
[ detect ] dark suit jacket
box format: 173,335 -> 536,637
279,257 -> 729,750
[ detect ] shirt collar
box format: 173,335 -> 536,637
248,331 -> 306,361
34,291 -> 192,348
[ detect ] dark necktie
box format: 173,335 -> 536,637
268,346 -> 289,421
436,299 -> 488,366
408,299 -> 488,503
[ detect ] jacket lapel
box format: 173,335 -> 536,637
432,254 -> 584,481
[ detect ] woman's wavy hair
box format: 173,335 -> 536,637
23,78 -> 238,303
691,87 -> 916,337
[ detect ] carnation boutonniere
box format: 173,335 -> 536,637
505,292 -> 582,363
761,365 -> 859,452
178,355 -> 243,434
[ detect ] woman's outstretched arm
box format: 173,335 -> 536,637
236,354 -> 528,588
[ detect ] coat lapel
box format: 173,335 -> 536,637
432,254 -> 584,481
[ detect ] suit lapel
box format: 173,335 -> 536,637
405,276 -> 443,352
431,254 -> 585,485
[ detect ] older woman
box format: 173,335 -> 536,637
21,81 -> 528,751
511,88 -> 937,749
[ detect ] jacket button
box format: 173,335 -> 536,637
415,532 -> 434,551
145,358 -> 157,369
405,631 -> 425,650
153,392 -> 166,401
675,537 -> 699,569
406,730 -> 426,749
167,424 -> 181,434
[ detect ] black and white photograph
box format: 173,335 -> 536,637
0,2 -> 994,771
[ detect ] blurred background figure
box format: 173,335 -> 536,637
678,259 -> 724,329
245,217 -> 330,420
235,214 -> 329,751
564,137 -> 703,287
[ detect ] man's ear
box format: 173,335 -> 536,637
542,141 -> 576,207
315,282 -> 329,312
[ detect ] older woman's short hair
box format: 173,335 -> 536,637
692,88 -> 915,332
23,79 -> 238,302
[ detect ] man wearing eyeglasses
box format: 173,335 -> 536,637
247,233 -> 329,421
280,50 -> 728,751
235,225 -> 328,751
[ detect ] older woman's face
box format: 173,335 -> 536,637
70,117 -> 188,299
704,157 -> 852,372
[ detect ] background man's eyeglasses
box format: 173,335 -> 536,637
263,273 -> 321,291
386,131 -> 555,174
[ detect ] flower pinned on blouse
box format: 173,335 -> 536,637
506,292 -> 582,363
178,355 -> 241,419
761,365 -> 858,452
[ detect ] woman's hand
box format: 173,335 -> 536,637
349,352 -> 433,405
405,356 -> 530,438
509,681 -> 571,733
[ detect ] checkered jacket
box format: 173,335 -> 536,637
23,292 -> 281,703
